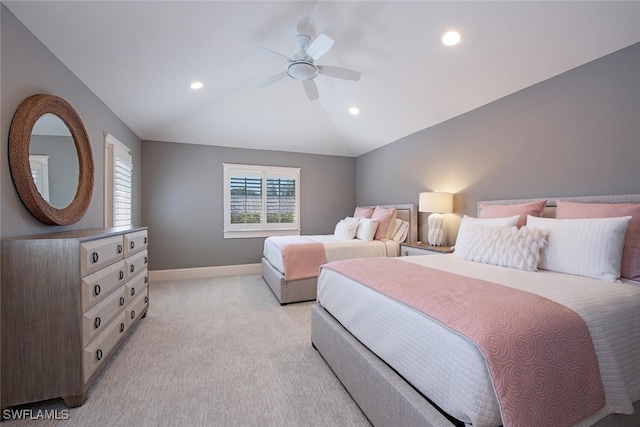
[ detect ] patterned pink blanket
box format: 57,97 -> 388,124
323,257 -> 605,427
268,236 -> 327,281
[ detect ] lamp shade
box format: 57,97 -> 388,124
419,192 -> 453,213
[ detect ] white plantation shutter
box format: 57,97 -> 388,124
266,176 -> 296,224
223,164 -> 300,238
230,175 -> 263,224
114,153 -> 133,227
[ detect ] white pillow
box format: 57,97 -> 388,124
454,215 -> 520,252
527,215 -> 632,282
454,225 -> 548,271
356,218 -> 379,242
333,217 -> 360,240
391,219 -> 410,243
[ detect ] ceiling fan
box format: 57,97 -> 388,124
255,33 -> 361,101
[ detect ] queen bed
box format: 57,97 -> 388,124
311,194 -> 640,427
262,204 -> 417,304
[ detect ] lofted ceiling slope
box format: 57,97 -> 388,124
4,1 -> 640,157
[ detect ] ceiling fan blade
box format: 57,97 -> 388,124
257,72 -> 287,88
317,65 -> 361,81
303,79 -> 319,101
252,44 -> 293,63
306,34 -> 334,61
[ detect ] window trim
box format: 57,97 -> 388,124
223,163 -> 301,239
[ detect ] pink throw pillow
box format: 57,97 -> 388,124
479,199 -> 547,228
372,206 -> 396,240
354,206 -> 375,218
556,200 -> 640,281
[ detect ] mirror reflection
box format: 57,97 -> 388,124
29,113 -> 79,209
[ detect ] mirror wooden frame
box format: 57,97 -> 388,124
9,94 -> 94,225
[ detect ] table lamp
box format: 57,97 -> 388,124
419,192 -> 453,246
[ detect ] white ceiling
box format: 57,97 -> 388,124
5,1 -> 640,157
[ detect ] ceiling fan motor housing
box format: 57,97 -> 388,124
287,34 -> 318,80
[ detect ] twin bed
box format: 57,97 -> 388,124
311,194 -> 640,427
261,204 -> 418,304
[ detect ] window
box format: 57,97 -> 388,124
104,133 -> 133,227
223,163 -> 300,239
29,155 -> 50,202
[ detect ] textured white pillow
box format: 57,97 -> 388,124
454,215 -> 520,252
527,215 -> 632,282
454,225 -> 548,271
334,217 -> 360,240
391,219 -> 410,243
356,218 -> 379,242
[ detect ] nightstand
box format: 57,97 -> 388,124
400,242 -> 454,256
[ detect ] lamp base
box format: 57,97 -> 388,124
427,212 -> 445,246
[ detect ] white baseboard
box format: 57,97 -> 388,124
149,263 -> 262,282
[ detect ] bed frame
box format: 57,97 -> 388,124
311,193 -> 640,427
262,203 -> 418,305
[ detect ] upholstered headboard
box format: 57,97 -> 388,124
364,204 -> 418,243
477,194 -> 640,218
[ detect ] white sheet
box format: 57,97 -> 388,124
263,235 -> 399,276
316,254 -> 640,427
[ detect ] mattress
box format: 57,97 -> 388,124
316,254 -> 640,427
263,235 -> 399,276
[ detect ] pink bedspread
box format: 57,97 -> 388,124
323,257 -> 605,427
268,236 -> 327,281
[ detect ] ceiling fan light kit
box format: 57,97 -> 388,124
256,32 -> 361,100
286,61 -> 318,80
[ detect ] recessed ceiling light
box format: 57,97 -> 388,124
442,31 -> 461,46
349,107 -> 360,115
190,81 -> 204,90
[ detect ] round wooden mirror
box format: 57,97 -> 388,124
9,94 -> 94,225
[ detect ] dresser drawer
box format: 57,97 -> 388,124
81,236 -> 124,276
82,286 -> 125,347
83,311 -> 127,383
124,230 -> 148,257
125,269 -> 148,305
400,244 -> 454,256
81,260 -> 126,311
125,250 -> 148,280
402,245 -> 432,256
126,287 -> 149,328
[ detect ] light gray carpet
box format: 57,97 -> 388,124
5,275 -> 371,426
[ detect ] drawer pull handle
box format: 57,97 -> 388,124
144,256 -> 148,264
131,287 -> 136,296
91,252 -> 99,263
131,310 -> 136,319
130,265 -> 135,273
404,251 -> 409,256
94,317 -> 101,329
119,296 -> 125,306
117,244 -> 123,254
120,323 -> 125,333
96,349 -> 103,361
144,296 -> 149,304
130,241 -> 135,249
144,276 -> 148,284
119,271 -> 124,280
144,237 -> 147,244
94,284 -> 101,296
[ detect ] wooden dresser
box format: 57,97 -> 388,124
1,226 -> 149,411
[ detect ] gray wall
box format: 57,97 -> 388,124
356,42 -> 640,245
4,3 -> 638,267
1,5 -> 142,238
141,140 -> 355,270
